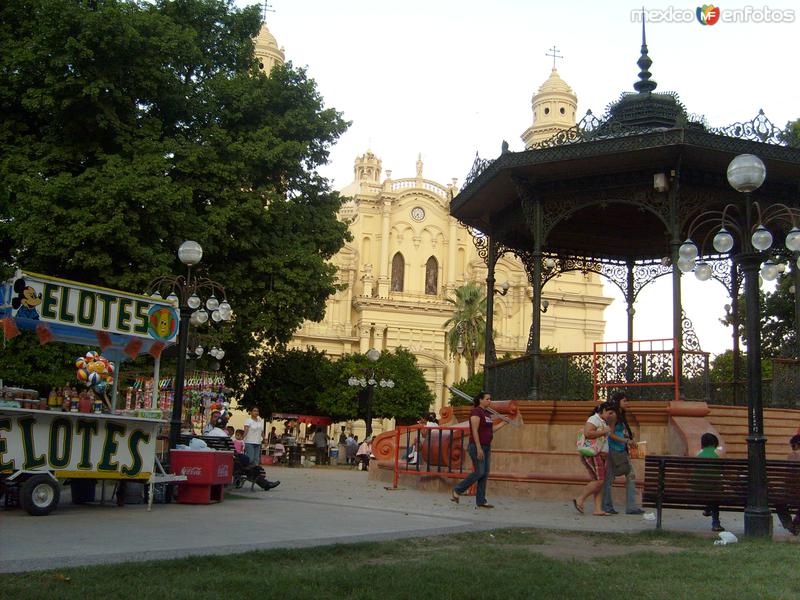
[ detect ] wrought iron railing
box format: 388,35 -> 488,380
709,359 -> 800,409
485,350 -> 710,401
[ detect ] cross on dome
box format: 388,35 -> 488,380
545,45 -> 563,70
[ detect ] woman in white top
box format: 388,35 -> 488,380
573,402 -> 616,516
242,407 -> 265,465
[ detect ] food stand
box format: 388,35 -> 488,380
0,270 -> 184,515
271,413 -> 333,466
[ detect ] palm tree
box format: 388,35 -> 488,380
444,282 -> 487,378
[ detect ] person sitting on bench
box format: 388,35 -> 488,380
694,433 -> 725,532
776,434 -> 800,535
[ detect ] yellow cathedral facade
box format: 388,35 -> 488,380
255,22 -> 611,419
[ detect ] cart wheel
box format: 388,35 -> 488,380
20,474 -> 60,516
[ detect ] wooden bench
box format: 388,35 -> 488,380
643,455 -> 800,529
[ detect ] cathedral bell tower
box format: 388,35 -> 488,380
253,21 -> 285,74
521,65 -> 578,149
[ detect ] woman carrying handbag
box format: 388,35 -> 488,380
573,402 -> 616,516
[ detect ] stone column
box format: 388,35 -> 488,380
446,217 -> 458,294
377,199 -> 391,297
359,324 -> 371,353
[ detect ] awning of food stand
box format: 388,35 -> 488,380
271,413 -> 332,425
0,270 -> 178,359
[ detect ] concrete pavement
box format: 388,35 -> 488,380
0,466 -> 792,573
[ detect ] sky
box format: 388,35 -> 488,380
238,0 -> 799,356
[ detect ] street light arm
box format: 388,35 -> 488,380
147,275 -> 227,302
760,203 -> 800,229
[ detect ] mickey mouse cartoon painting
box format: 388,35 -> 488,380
12,277 -> 42,320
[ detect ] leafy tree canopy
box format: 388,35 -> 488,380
317,348 -> 434,424
780,118 -> 800,147
0,0 -> 350,392
723,274 -> 797,359
241,347 -> 434,424
709,349 -> 773,382
448,370 -> 484,406
238,346 -> 334,417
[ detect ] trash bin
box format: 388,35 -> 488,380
288,445 -> 301,467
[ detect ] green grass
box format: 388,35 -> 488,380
4,528 -> 798,600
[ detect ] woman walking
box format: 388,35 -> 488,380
601,391 -> 645,515
451,391 -> 508,508
574,402 -> 615,516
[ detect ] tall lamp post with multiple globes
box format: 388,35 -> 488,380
348,348 -> 394,438
678,154 -> 800,537
148,241 -> 233,449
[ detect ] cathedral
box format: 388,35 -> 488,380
254,23 -> 611,416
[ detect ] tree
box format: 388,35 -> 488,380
448,371 -> 484,406
443,283 -> 486,379
0,336 -> 86,391
760,274 -> 797,358
723,271 -> 797,359
709,349 -> 773,382
0,0 -> 350,391
780,118 -> 800,147
317,348 -> 434,425
238,346 -> 334,417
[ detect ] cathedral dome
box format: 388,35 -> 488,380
254,22 -> 285,73
537,68 -> 575,97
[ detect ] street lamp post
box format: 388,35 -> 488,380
149,241 -> 233,449
679,154 -> 800,537
348,348 -> 394,438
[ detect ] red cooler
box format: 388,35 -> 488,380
170,449 -> 234,504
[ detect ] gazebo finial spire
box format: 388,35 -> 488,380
633,8 -> 657,94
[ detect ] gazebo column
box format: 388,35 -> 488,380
793,261 -> 800,359
669,180 -> 683,395
625,258 -> 635,384
526,198 -> 544,400
730,260 -> 742,405
483,234 -> 497,390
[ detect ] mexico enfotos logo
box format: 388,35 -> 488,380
631,5 -> 795,24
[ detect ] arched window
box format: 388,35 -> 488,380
361,236 -> 371,263
425,256 -> 438,295
391,252 -> 405,292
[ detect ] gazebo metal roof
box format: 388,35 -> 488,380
452,116 -> 800,262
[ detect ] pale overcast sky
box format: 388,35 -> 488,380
239,0 -> 799,355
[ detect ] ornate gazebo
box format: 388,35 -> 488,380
453,29 -> 800,401
450,26 -> 800,537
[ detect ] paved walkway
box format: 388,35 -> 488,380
0,466 -> 792,573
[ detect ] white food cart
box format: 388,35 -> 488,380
0,270 -> 185,515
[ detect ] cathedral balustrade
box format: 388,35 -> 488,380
389,179 -> 449,198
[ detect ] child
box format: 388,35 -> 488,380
696,432 -> 724,532
233,429 -> 245,454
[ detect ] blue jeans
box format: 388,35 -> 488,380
602,450 -> 639,513
454,444 -> 491,506
245,443 -> 261,465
